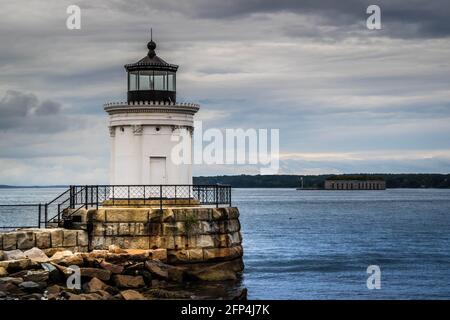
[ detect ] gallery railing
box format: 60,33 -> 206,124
0,184 -> 232,229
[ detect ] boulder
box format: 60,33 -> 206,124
50,250 -> 74,263
80,268 -> 111,281
0,282 -> 24,296
120,289 -> 146,300
24,270 -> 49,283
24,247 -> 49,263
3,249 -> 26,260
99,260 -> 124,274
60,254 -> 84,267
0,266 -> 7,277
146,288 -> 191,299
113,275 -> 145,288
19,281 -> 41,293
186,261 -> 241,281
83,277 -> 108,293
0,277 -> 23,285
144,260 -> 168,279
145,260 -> 186,282
0,251 -> 4,261
123,262 -> 145,275
0,259 -> 31,272
108,245 -> 126,254
41,263 -> 62,283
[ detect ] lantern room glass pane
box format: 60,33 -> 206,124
129,72 -> 138,91
168,73 -> 175,91
139,71 -> 153,90
154,71 -> 166,91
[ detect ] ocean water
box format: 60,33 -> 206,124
235,188 -> 450,299
1,188 -> 450,299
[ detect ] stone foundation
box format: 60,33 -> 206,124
1,207 -> 243,266
0,229 -> 88,256
77,206 -> 243,264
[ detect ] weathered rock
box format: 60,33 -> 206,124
0,282 -> 23,295
185,259 -> 243,281
121,289 -> 145,300
123,262 -> 145,275
16,231 -> 35,250
2,233 -> 18,251
146,288 -> 191,299
19,281 -> 41,293
99,260 -> 124,274
108,245 -> 126,254
24,247 -> 49,263
83,277 -> 108,293
145,260 -> 168,279
50,250 -> 73,263
0,277 -> 23,285
0,259 -> 31,272
22,293 -> 43,300
144,260 -> 186,282
80,268 -> 111,281
3,249 -> 26,260
46,284 -> 62,299
149,249 -> 167,262
62,230 -> 77,247
24,270 -> 49,283
60,254 -> 84,266
0,250 -> 4,261
113,275 -> 145,288
0,266 -> 7,277
41,263 -> 62,283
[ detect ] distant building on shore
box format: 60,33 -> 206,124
324,175 -> 386,190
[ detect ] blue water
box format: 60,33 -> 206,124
1,188 -> 450,299
235,188 -> 450,299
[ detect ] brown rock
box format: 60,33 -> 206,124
60,254 -> 84,266
3,249 -> 26,260
113,275 -> 145,288
16,231 -> 35,250
80,268 -> 111,281
0,259 -> 32,272
83,277 -> 108,293
144,260 -> 168,279
0,282 -> 23,296
186,260 -> 243,281
24,247 -> 49,263
108,245 -> 126,254
0,266 -> 7,277
2,233 -> 17,251
144,260 -> 186,282
99,260 -> 124,274
148,249 -> 167,262
120,289 -> 145,300
24,270 -> 49,283
50,250 -> 73,263
0,276 -> 23,285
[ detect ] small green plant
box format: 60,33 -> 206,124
184,214 -> 198,235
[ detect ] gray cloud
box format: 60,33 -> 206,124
0,0 -> 450,184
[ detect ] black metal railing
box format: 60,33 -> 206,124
0,184 -> 232,229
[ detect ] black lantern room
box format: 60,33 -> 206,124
125,36 -> 178,103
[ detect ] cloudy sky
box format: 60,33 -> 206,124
1,0 -> 450,185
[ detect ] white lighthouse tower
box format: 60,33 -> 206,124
104,36 -> 199,186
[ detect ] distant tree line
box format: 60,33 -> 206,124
193,174 -> 450,189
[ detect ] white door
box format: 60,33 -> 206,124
149,157 -> 167,185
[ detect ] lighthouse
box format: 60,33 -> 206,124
104,35 -> 199,186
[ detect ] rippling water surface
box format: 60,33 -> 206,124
1,188 -> 450,299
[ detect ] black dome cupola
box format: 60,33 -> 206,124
125,32 -> 178,103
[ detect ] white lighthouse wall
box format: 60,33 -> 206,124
110,125 -> 192,186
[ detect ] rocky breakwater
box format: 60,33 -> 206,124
0,245 -> 246,300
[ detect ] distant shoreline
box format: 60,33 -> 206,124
2,173 -> 450,189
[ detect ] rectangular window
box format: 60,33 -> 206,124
154,71 -> 166,90
168,73 -> 175,91
139,71 -> 153,90
129,72 -> 138,91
